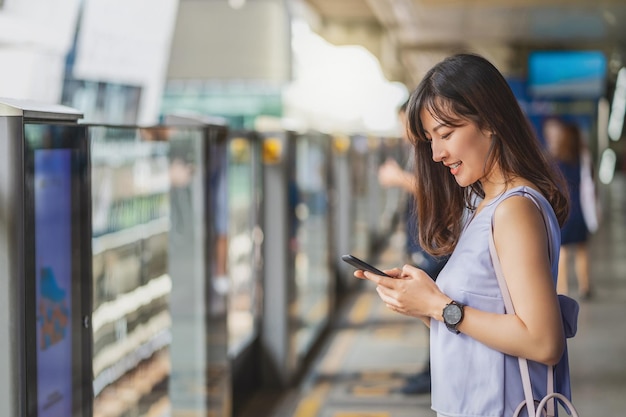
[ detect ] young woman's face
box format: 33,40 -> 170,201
420,108 -> 493,188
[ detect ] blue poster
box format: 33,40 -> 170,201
34,149 -> 73,417
528,51 -> 607,99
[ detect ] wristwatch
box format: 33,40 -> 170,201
442,300 -> 465,334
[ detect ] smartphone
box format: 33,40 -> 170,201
341,254 -> 391,277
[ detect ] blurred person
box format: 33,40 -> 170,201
543,118 -> 594,299
355,53 -> 576,417
378,101 -> 448,395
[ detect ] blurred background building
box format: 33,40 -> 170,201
2,0 -> 622,145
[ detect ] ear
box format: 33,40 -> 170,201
483,127 -> 496,139
480,123 -> 495,137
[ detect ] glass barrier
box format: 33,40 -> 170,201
168,124 -> 231,416
365,135 -> 405,250
89,124 -> 230,417
226,131 -> 263,356
290,132 -> 332,358
90,125 -> 172,417
348,134 -> 372,259
377,135 -> 405,232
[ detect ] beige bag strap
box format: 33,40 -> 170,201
490,192 -> 581,417
488,229 -> 547,417
488,191 -> 555,417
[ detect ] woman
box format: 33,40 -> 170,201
355,54 -> 572,416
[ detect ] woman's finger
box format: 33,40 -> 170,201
364,271 -> 401,288
383,267 -> 402,276
376,285 -> 401,307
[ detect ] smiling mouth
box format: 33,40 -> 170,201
449,162 -> 461,175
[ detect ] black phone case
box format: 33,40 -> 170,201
341,254 -> 391,277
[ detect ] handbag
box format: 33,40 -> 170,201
579,148 -> 601,233
488,193 -> 581,417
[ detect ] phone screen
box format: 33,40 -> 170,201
341,254 -> 391,277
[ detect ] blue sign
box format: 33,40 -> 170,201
34,149 -> 73,417
528,51 -> 607,99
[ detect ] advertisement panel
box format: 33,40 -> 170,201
23,122 -> 91,417
34,149 -> 73,417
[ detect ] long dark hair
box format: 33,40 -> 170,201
406,53 -> 569,256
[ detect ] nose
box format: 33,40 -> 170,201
431,138 -> 445,162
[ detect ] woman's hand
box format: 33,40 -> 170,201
354,265 -> 449,321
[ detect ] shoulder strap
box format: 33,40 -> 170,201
488,190 -> 556,417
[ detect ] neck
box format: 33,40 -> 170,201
479,168 -> 509,200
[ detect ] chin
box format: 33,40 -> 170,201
454,177 -> 471,187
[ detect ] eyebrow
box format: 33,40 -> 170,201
423,123 -> 446,136
432,123 -> 446,132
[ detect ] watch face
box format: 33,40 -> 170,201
444,304 -> 462,325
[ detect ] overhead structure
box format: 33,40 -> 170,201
301,0 -> 626,87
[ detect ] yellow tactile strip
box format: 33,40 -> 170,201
291,382 -> 331,417
291,288 -> 430,417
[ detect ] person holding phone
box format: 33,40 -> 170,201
355,53 -> 575,417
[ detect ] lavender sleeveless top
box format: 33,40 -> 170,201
430,186 -> 572,417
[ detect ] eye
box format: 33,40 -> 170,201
440,131 -> 452,140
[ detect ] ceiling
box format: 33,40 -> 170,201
301,0 -> 626,87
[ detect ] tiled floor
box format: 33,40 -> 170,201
246,173 -> 626,417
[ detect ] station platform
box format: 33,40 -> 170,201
240,174 -> 626,417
